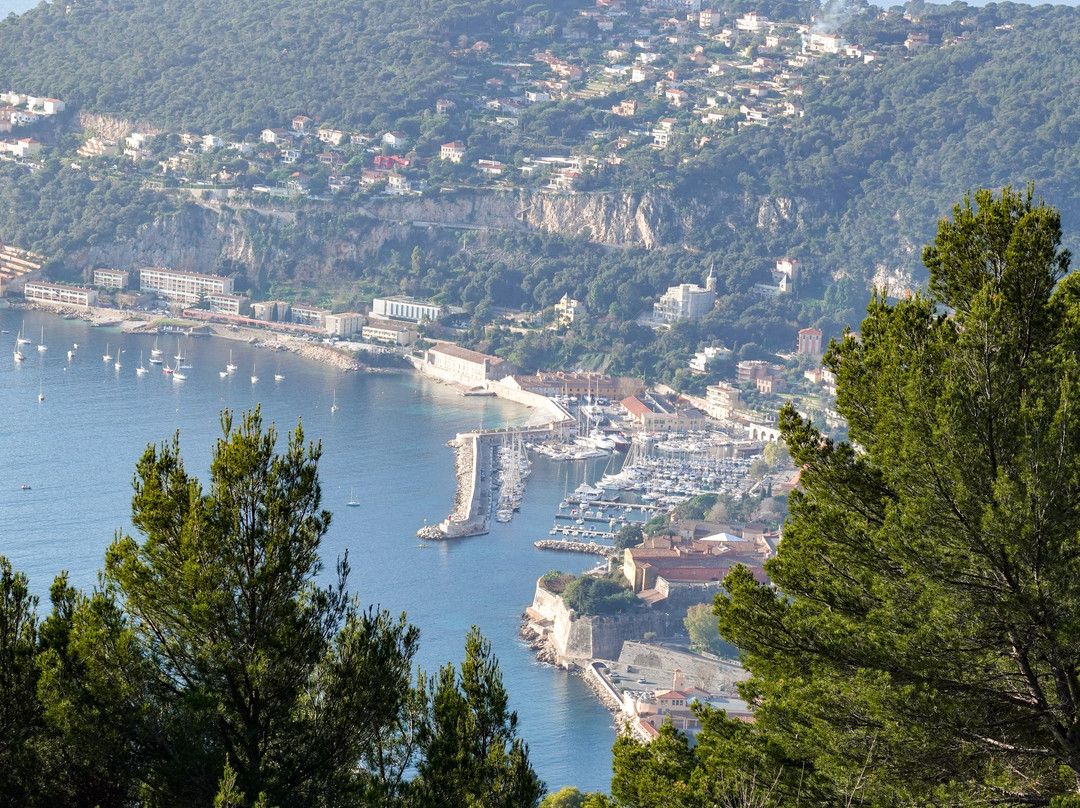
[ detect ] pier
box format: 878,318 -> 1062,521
418,422 -> 567,540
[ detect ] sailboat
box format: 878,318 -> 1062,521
226,349 -> 237,373
251,359 -> 258,384
150,338 -> 162,359
330,390 -> 339,413
13,330 -> 24,361
36,326 -> 46,352
172,360 -> 186,381
16,321 -> 29,345
174,338 -> 184,362
102,343 -> 112,361
274,363 -> 284,381
37,380 -> 43,402
136,351 -> 148,375
115,349 -> 124,370
346,487 -> 361,507
67,349 -> 74,360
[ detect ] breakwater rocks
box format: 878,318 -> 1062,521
280,340 -> 362,371
533,539 -> 616,557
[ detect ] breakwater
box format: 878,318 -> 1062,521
418,423 -> 568,540
534,539 -> 616,557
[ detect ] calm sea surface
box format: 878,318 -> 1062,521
0,307 -> 618,793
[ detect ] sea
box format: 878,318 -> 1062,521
0,308 -> 620,794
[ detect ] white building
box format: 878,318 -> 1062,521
139,267 -> 233,303
362,318 -> 417,346
24,281 -> 98,308
372,296 -> 444,323
324,312 -> 364,337
93,269 -> 129,289
653,267 -> 717,322
207,292 -> 249,316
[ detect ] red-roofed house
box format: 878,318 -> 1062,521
440,142 -> 467,163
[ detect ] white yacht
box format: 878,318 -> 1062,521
36,327 -> 46,352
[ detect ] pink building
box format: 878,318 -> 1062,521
797,327 -> 823,356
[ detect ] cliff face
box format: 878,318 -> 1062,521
60,187 -> 816,283
362,188 -> 687,249
526,581 -> 684,667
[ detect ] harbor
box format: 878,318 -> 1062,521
417,422 -> 572,540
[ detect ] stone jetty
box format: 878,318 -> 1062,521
533,539 -> 617,557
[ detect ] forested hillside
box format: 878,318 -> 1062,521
0,0 -> 1080,377
0,0 -> 568,132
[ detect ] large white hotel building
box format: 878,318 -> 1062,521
24,281 -> 98,307
139,266 -> 233,303
371,296 -> 444,323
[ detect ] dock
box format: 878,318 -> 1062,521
418,422 -> 567,540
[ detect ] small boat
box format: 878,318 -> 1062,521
72,343 -> 78,350
274,373 -> 285,382
174,338 -> 184,362
173,361 -> 187,381
251,360 -> 258,384
226,349 -> 237,373
16,321 -> 29,345
330,390 -> 338,413
115,349 -> 124,370
150,338 -> 162,359
37,380 -> 43,402
102,343 -> 112,361
67,350 -> 74,360
36,326 -> 46,352
13,339 -> 24,361
346,487 -> 361,506
219,370 -> 228,378
136,351 -> 148,375
20,484 -> 30,490
163,362 -> 174,375
149,353 -> 163,365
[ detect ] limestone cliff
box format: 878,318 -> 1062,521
58,186 -> 816,285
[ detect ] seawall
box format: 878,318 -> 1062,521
524,578 -> 684,667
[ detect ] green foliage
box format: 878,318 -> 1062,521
609,187 -> 1080,808
416,627 -> 544,808
683,602 -> 737,659
613,523 -> 644,551
673,494 -> 719,521
561,576 -> 638,616
540,570 -> 575,594
541,785 -> 605,808
0,559 -> 41,808
105,407 -> 424,805
0,411 -> 547,807
0,0 -> 567,134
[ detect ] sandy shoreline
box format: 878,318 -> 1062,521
17,300 -> 375,372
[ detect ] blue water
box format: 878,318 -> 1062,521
0,308 -> 618,794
